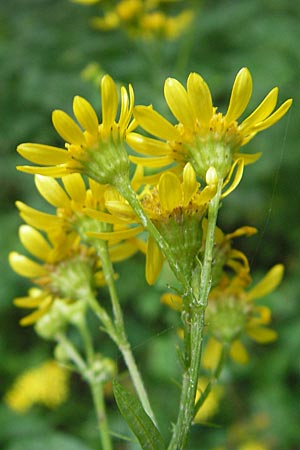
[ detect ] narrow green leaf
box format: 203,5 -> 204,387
113,380 -> 166,450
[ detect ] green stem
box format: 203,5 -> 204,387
56,332 -> 87,373
168,180 -> 223,450
94,239 -> 125,334
119,181 -> 189,290
77,317 -> 95,364
93,239 -> 157,425
57,329 -> 113,449
90,379 -> 113,450
86,291 -> 117,341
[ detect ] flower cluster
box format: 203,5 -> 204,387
12,69 -> 291,442
5,360 -> 70,413
72,0 -> 194,40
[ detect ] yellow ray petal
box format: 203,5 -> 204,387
126,132 -> 171,156
119,85 -> 133,131
229,339 -> 249,364
187,72 -> 213,125
73,96 -> 99,135
225,68 -> 252,123
222,159 -> 244,198
182,163 -> 199,206
52,110 -> 86,145
158,172 -> 181,212
252,98 -> 292,133
14,294 -> 48,308
17,206 -> 61,232
9,252 -> 48,278
164,77 -> 195,129
17,144 -> 71,165
248,306 -> 272,326
197,185 -> 217,205
35,175 -> 70,208
246,326 -> 278,343
247,264 -> 284,301
19,306 -> 51,326
62,174 -> 87,204
130,154 -> 174,168
104,200 -> 135,220
101,75 -> 118,133
87,225 -> 143,242
239,87 -> 278,132
146,236 -> 164,285
134,105 -> 180,141
108,240 -> 138,262
235,152 -> 262,164
84,207 -> 128,225
161,292 -> 182,311
19,225 -> 52,261
17,165 -> 70,177
226,226 -> 257,240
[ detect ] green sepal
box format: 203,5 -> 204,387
113,380 -> 166,450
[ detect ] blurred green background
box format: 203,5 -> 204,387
0,0 -> 299,449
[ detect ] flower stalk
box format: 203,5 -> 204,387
93,238 -> 157,425
168,179 -> 223,450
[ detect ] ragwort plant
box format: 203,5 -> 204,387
10,69 -> 291,449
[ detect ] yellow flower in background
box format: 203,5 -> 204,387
9,226 -> 102,325
79,0 -> 194,40
5,361 -> 70,413
17,75 -> 135,187
194,377 -> 223,424
203,264 -> 284,367
131,68 -> 292,180
202,220 -> 257,287
162,264 -> 284,365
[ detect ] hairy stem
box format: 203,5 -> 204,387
90,378 -> 113,450
168,180 -> 222,450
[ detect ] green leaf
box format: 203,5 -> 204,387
113,380 -> 166,450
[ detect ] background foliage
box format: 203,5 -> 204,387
0,0 -> 299,448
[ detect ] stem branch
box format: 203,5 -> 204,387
94,239 -> 157,425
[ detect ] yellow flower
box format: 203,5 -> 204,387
194,377 -> 223,423
90,163 -> 217,284
17,75 -> 135,187
9,225 -> 102,325
16,173 -> 143,263
89,0 -> 193,40
162,264 -> 283,365
130,68 -> 292,180
203,264 -> 284,367
5,360 -> 70,413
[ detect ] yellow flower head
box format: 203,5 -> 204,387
203,264 -> 284,366
5,360 -> 70,413
140,164 -> 217,284
9,225 -> 102,325
162,264 -> 284,365
130,68 -> 292,180
17,75 -> 135,187
89,0 -> 193,40
16,173 -> 143,263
